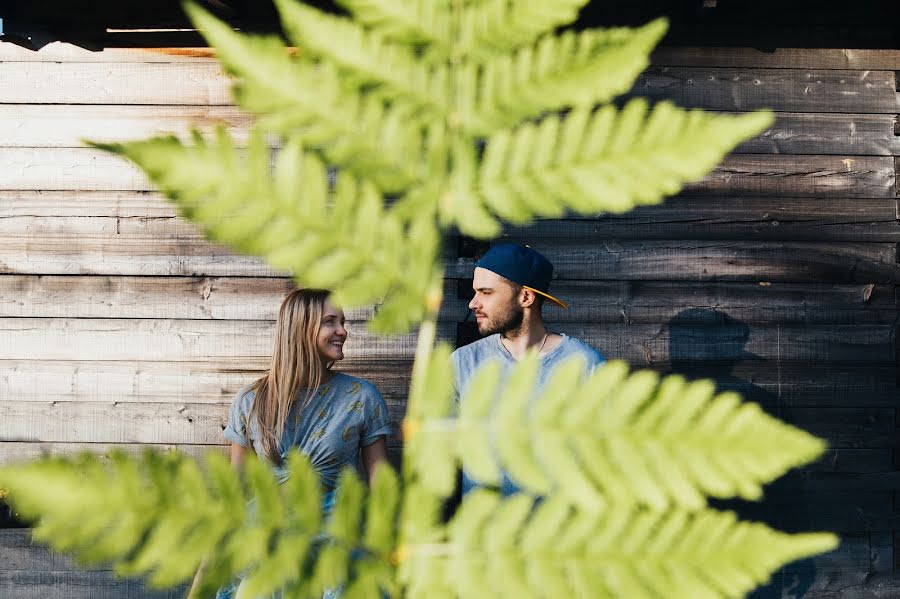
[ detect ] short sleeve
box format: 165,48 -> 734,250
223,386 -> 254,447
360,384 -> 391,446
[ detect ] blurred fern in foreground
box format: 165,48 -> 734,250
0,0 -> 837,598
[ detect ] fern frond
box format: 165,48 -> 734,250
409,354 -> 826,511
464,19 -> 668,136
451,101 -> 774,237
0,451 -> 401,597
89,130 -> 440,332
185,2 -> 423,194
336,0 -> 452,55
458,0 -> 590,59
275,0 -> 449,119
405,490 -> 839,599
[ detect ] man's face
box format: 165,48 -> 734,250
469,267 -> 524,335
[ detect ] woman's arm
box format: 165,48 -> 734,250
230,442 -> 247,470
361,437 -> 387,485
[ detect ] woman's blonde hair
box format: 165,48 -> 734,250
249,288 -> 333,464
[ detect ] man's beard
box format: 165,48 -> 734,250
477,303 -> 524,336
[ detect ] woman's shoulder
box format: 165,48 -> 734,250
232,383 -> 258,409
333,372 -> 383,399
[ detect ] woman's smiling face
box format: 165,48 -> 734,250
316,299 -> 347,364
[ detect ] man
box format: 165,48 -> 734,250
451,243 -> 605,496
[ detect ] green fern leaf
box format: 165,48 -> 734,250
89,131 -> 440,333
410,490 -> 838,599
0,451 -> 401,597
336,0 -> 451,54
275,0 -> 448,119
458,101 -> 774,237
458,0 -> 591,59
464,19 -> 668,136
427,357 -> 826,512
185,2 -> 421,194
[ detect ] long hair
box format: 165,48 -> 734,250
249,288 -> 332,464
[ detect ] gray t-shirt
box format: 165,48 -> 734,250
451,333 -> 605,495
224,372 -> 391,488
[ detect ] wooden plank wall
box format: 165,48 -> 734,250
0,41 -> 898,597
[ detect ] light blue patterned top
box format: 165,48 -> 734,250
451,333 -> 605,496
224,372 -> 392,489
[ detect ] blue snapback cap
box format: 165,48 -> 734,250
475,243 -> 568,308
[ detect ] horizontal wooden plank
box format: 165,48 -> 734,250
0,442 -> 225,467
0,318 -> 447,362
0,190 -> 178,218
687,155 -> 895,198
0,358 -> 414,403
718,491 -> 900,533
1,149 -> 895,198
0,41 -> 218,62
452,280 -> 898,325
6,275 -> 895,324
0,400 -> 406,447
652,47 -> 900,70
576,322 -> 898,366
0,62 -> 231,105
0,569 -> 185,599
0,318 -> 891,364
4,358 -> 894,409
665,364 -> 899,408
4,215 -> 897,282
735,112 -> 900,156
0,399 -> 890,449
0,401 -> 229,444
511,198 -> 900,241
8,105 -> 899,156
0,105 -> 251,148
447,241 -> 900,283
631,67 -> 900,113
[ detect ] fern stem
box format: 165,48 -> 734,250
408,270 -> 445,404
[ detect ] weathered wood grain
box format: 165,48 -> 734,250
0,105 -> 251,148
631,67 -> 900,113
4,358 -> 894,408
0,62 -> 231,105
0,569 -> 186,599
735,112 -> 900,156
7,105 -> 899,156
715,491 -> 900,532
0,400 -> 887,450
507,198 -> 900,241
687,155 -> 895,198
0,358 -> 414,403
0,318 -> 448,362
7,194 -> 900,243
0,190 -> 177,217
663,363 -> 899,408
0,442 -> 225,466
568,322 -> 897,366
8,237 -> 898,281
0,318 -> 890,365
0,400 -> 405,448
6,276 -> 895,324
447,242 -> 900,283
451,280 -> 898,325
1,150 -> 894,198
652,47 -> 900,70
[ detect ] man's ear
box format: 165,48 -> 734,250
520,287 -> 538,308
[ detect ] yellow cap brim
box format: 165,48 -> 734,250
523,286 -> 568,309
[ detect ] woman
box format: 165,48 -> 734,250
214,288 -> 391,598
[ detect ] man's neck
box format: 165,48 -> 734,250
499,320 -> 549,361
